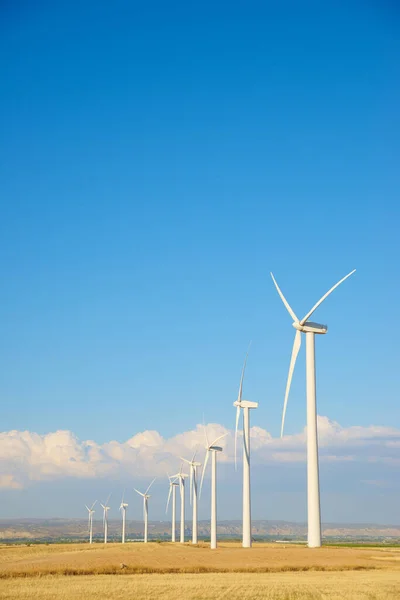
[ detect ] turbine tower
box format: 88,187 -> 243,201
234,348 -> 258,548
170,465 -> 188,543
85,500 -> 97,544
119,492 -> 128,544
100,494 -> 111,544
180,451 -> 202,544
200,429 -> 227,550
271,269 -> 356,548
134,478 -> 156,543
166,475 -> 179,542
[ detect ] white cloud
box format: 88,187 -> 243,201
0,474 -> 23,490
0,416 -> 399,490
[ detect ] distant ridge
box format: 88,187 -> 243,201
0,518 -> 399,542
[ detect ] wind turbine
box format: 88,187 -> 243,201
200,428 -> 228,550
180,450 -> 202,544
271,269 -> 356,548
85,500 -> 97,544
234,347 -> 258,548
166,474 -> 179,542
134,478 -> 156,543
119,491 -> 128,544
170,465 -> 188,543
100,494 -> 111,544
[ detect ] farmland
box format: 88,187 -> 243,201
0,542 -> 399,599
1,571 -> 400,600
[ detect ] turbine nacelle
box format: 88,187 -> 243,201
134,478 -> 156,501
179,456 -> 202,468
234,347 -> 259,469
233,400 -> 259,409
271,269 -> 356,437
200,429 -> 227,497
209,445 -> 223,452
293,321 -> 327,334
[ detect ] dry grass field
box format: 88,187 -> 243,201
1,571 -> 400,600
1,541 -> 400,577
0,542 -> 399,599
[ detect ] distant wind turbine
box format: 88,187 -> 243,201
134,479 -> 156,543
119,491 -> 128,544
180,450 -> 201,544
200,428 -> 228,550
271,269 -> 356,548
101,494 -> 111,544
166,474 -> 179,542
234,346 -> 258,548
170,465 -> 188,543
85,500 -> 97,544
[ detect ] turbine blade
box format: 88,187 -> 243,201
203,424 -> 209,449
85,505 -> 90,512
199,450 -> 209,498
105,492 -> 112,506
91,500 -> 97,510
191,447 -> 198,462
237,360 -> 245,405
210,432 -> 228,447
145,478 -> 156,495
189,464 -> 193,506
234,404 -> 241,471
237,343 -> 251,403
281,330 -> 301,437
134,488 -> 145,497
179,457 -> 191,465
299,269 -> 356,325
166,484 -> 172,513
270,273 -> 299,322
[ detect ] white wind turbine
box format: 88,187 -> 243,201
166,474 -> 180,542
101,494 -> 111,544
234,348 -> 258,548
180,450 -> 202,544
119,491 -> 128,544
170,465 -> 188,543
85,500 -> 97,544
200,428 -> 228,550
134,478 -> 156,543
271,269 -> 356,548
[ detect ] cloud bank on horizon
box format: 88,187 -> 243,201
1,416 -> 399,491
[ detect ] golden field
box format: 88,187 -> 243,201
1,541 -> 400,576
0,542 -> 399,599
1,572 -> 400,600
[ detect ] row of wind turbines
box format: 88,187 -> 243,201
86,270 -> 355,549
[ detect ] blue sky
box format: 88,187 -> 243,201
0,1 -> 399,521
